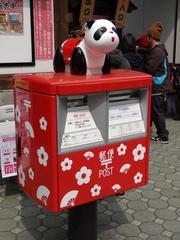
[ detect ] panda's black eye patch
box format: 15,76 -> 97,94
112,27 -> 117,33
94,27 -> 107,40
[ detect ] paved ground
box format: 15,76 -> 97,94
0,118 -> 180,240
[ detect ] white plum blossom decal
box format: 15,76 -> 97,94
117,143 -> 127,156
18,165 -> 25,187
75,166 -> 92,185
28,168 -> 34,180
61,158 -> 73,171
133,144 -> 146,161
37,146 -> 48,167
39,116 -> 47,131
15,105 -> 21,123
91,184 -> 101,197
134,172 -> 143,184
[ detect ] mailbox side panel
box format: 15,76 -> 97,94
14,88 -> 59,212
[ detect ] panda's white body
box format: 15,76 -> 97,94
78,40 -> 106,75
54,19 -> 119,75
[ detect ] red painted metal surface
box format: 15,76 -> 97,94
14,88 -> 59,212
14,69 -> 152,95
14,70 -> 152,212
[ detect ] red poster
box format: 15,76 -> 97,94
34,0 -> 53,60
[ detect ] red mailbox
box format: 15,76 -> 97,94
14,69 -> 151,213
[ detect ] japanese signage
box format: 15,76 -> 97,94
109,101 -> 145,139
34,0 -> 53,60
79,0 -> 95,24
61,106 -> 103,149
115,0 -> 129,28
0,0 -> 23,35
0,136 -> 17,178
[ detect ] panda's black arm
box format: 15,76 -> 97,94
53,48 -> 65,72
102,54 -> 111,74
70,48 -> 87,75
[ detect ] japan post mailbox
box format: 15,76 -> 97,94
14,70 -> 152,213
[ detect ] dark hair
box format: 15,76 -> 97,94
121,33 -> 136,53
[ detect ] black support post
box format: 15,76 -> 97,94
68,201 -> 97,240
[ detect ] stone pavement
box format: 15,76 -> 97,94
0,118 -> 180,240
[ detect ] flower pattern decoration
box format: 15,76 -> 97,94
18,165 -> 25,187
134,172 -> 143,184
75,166 -> 92,186
91,184 -> 101,197
37,146 -> 48,167
28,168 -> 34,180
117,143 -> 127,156
39,116 -> 48,131
15,104 -> 21,123
61,158 -> 73,171
133,144 -> 146,161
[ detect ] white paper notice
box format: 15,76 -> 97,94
109,101 -> 145,139
61,106 -> 103,149
0,136 -> 17,178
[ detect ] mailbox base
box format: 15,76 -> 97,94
68,201 -> 97,240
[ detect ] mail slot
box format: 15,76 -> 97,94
14,69 -> 152,212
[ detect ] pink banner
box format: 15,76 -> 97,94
34,0 -> 53,60
0,136 -> 17,178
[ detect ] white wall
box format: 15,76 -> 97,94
0,1 -> 54,75
124,0 -> 144,38
176,0 -> 180,63
124,0 -> 179,63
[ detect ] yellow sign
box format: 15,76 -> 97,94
79,0 -> 95,24
115,0 -> 129,28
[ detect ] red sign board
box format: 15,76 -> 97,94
34,0 -> 53,60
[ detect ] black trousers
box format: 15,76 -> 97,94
151,94 -> 169,139
175,90 -> 180,115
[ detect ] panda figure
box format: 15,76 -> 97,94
54,19 -> 119,75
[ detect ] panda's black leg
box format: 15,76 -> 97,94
53,48 -> 65,72
102,54 -> 111,74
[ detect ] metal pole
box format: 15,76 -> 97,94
68,201 -> 97,240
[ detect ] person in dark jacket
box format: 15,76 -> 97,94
109,48 -> 131,70
145,21 -> 170,143
121,33 -> 145,72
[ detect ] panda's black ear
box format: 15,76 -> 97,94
86,19 -> 95,29
111,20 -> 116,26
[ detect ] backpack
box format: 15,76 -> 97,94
152,58 -> 168,85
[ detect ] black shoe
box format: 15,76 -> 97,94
173,115 -> 180,121
151,136 -> 169,144
115,192 -> 125,196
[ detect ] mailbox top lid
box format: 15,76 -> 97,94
14,69 -> 152,95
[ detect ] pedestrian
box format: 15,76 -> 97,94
136,34 -> 149,60
172,64 -> 180,120
145,21 -> 170,143
109,29 -> 131,70
121,33 -> 145,72
109,47 -> 131,70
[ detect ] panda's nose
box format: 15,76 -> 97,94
110,31 -> 114,34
